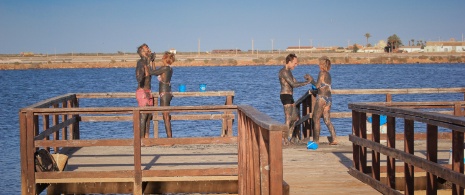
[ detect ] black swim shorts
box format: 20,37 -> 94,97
280,94 -> 294,105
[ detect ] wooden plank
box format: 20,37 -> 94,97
35,139 -> 134,147
142,175 -> 237,181
142,137 -> 237,146
80,113 -> 235,122
348,167 -> 403,195
143,168 -> 238,177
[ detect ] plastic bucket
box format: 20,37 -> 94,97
199,84 -> 206,92
307,141 -> 318,150
179,84 -> 186,92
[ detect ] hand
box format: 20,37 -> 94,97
150,52 -> 156,62
304,74 -> 313,81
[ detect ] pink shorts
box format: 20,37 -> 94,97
136,89 -> 154,106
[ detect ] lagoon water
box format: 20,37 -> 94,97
1,63 -> 464,194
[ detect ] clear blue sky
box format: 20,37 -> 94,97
1,0 -> 464,54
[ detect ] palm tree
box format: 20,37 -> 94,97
364,33 -> 371,47
411,39 -> 414,46
387,34 -> 403,50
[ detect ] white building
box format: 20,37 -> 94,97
424,41 -> 465,53
399,46 -> 423,53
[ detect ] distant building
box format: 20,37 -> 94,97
399,46 -> 423,53
360,47 -> 384,53
424,40 -> 465,53
169,48 -> 177,54
211,49 -> 241,54
285,46 -> 315,52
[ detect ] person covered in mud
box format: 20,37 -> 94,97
145,51 -> 175,138
311,56 -> 338,145
279,53 -> 314,145
135,43 -> 156,138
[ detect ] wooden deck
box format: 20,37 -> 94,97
44,136 -> 455,195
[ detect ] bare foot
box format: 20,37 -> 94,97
329,141 -> 338,145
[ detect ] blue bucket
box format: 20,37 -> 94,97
199,84 -> 206,92
179,84 -> 186,92
307,141 -> 318,150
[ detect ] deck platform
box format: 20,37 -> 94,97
44,136 -> 453,194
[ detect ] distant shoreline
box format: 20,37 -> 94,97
1,52 -> 463,70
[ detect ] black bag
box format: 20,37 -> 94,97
34,149 -> 59,172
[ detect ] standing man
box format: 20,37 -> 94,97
279,53 -> 314,145
135,43 -> 155,138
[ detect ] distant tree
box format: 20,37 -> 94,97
364,33 -> 371,47
410,39 -> 414,46
352,44 -> 359,53
387,34 -> 403,50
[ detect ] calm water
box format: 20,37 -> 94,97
1,63 -> 464,194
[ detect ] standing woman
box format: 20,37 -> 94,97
146,51 -> 174,138
312,56 -> 338,145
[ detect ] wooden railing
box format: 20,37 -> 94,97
294,87 -> 465,140
237,105 -> 288,195
19,92 -> 287,195
349,101 -> 465,195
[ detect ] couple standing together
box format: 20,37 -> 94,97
135,43 -> 175,138
279,53 -> 338,145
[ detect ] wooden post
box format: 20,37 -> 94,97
426,124 -> 438,195
133,110 -> 142,195
371,114 -> 380,181
404,119 -> 414,195
61,101 -> 68,141
352,111 -> 360,170
269,130 -> 283,195
225,95 -> 234,136
360,113 -> 367,173
386,116 -> 396,189
26,111 -> 36,195
52,104 -> 59,153
452,129 -> 464,195
259,127 -> 270,195
386,93 -> 392,102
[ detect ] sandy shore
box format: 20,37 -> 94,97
1,52 -> 464,70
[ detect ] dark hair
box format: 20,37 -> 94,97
285,53 -> 297,64
137,43 -> 148,58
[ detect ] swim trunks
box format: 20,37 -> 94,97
136,88 -> 154,107
280,94 -> 294,105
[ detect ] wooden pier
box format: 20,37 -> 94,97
19,88 -> 465,194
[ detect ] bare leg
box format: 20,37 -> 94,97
312,99 -> 324,144
140,113 -> 150,138
163,112 -> 172,138
289,105 -> 301,144
282,104 -> 294,145
323,105 -> 337,145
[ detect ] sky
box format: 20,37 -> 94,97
1,0 -> 464,54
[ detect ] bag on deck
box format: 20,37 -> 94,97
34,149 -> 59,172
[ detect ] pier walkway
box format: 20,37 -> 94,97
20,88 -> 465,194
